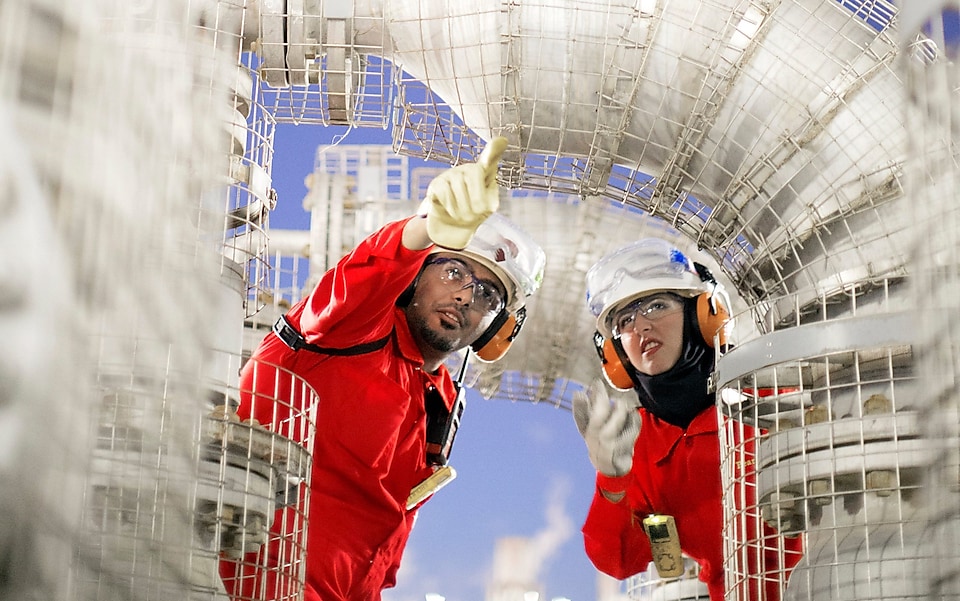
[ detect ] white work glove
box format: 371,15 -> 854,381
573,379 -> 641,478
417,136 -> 507,250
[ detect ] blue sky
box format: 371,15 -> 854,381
268,122 -> 606,601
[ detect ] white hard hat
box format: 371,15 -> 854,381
586,238 -> 709,338
436,213 -> 545,312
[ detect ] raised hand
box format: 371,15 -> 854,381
573,379 -> 640,477
418,137 -> 508,250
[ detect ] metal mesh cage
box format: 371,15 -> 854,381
0,1 -> 319,599
253,1 -> 393,127
901,2 -> 960,598
215,359 -> 318,601
715,278 -> 921,600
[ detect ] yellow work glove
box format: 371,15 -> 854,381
418,136 -> 508,250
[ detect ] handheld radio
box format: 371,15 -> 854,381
424,350 -> 469,466
408,351 -> 469,509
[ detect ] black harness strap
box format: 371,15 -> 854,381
272,315 -> 392,356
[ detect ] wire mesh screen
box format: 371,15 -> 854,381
0,0 -> 239,599
1,1 -> 320,599
220,50 -> 278,319
254,0 -> 393,127
216,359 -> 318,601
385,1 -> 909,314
211,5 -> 394,321
901,2 -> 960,598
715,278 -> 923,600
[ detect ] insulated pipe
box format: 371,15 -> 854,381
207,0 -> 912,305
382,1 -> 908,282
254,0 -> 914,308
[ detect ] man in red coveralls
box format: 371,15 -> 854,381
572,238 -> 802,600
221,137 -> 545,601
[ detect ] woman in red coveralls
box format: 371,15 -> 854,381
572,239 -> 802,600
220,138 -> 546,601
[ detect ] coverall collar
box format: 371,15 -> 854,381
644,406 -> 720,464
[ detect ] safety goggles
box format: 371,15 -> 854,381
425,257 -> 506,315
611,293 -> 684,338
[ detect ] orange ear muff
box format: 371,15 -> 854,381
696,292 -> 729,348
472,307 -> 526,363
592,331 -> 634,391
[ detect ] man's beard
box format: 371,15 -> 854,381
408,311 -> 461,354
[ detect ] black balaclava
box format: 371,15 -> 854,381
628,296 -> 715,429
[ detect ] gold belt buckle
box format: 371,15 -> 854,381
641,514 -> 684,578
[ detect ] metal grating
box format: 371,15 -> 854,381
715,278 -> 923,600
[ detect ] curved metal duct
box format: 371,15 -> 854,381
381,0 -> 908,300
246,0 -> 907,288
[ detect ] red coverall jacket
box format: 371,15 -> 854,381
582,407 -> 803,600
220,217 -> 458,601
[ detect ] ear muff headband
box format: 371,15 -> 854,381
695,292 -> 729,348
472,306 -> 527,362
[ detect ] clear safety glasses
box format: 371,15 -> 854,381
611,293 -> 685,338
426,257 -> 505,315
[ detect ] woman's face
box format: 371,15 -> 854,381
612,293 -> 686,376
